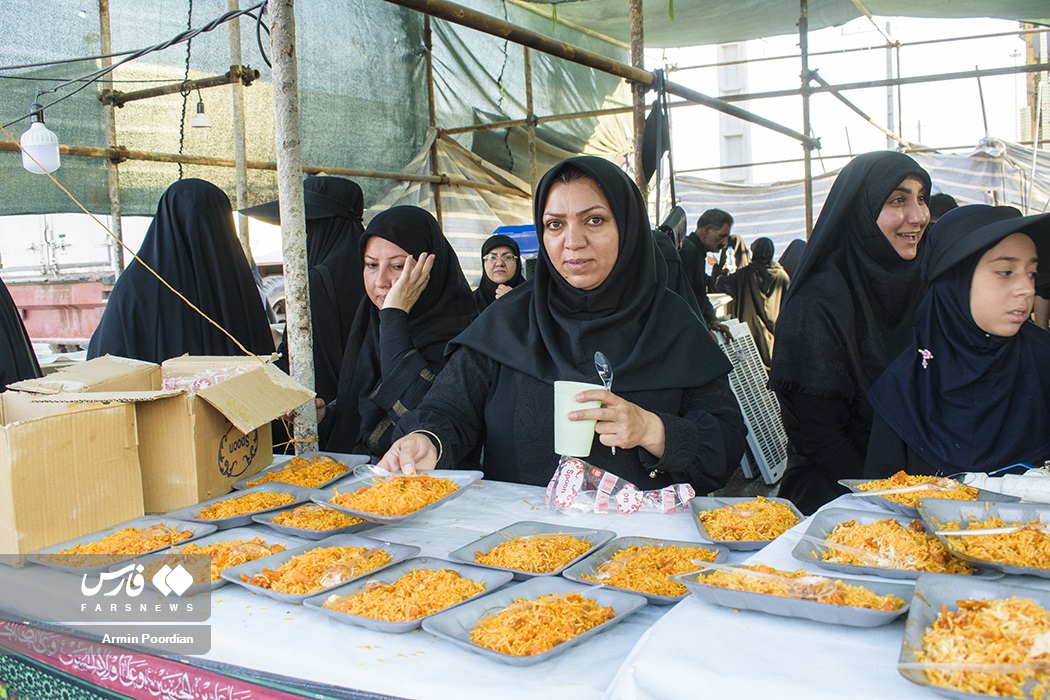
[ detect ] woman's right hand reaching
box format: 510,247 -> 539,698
376,432 -> 438,475
383,252 -> 435,314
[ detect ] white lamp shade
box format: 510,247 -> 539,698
20,122 -> 61,174
191,100 -> 212,128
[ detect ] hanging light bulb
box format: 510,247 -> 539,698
190,90 -> 212,128
20,102 -> 61,174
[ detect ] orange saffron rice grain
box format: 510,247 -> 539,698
470,592 -> 615,656
324,568 -> 486,621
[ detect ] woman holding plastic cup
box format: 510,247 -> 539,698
377,156 -> 746,493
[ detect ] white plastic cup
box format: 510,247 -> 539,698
553,380 -> 603,457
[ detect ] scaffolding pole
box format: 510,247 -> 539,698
800,0 -> 814,237
381,0 -> 818,149
630,0 -> 646,194
98,0 -> 124,274
270,0 -> 317,452
424,16 -> 444,227
524,48 -> 537,190
229,0 -> 251,257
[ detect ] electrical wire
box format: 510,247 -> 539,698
2,1 -> 265,130
0,50 -> 142,72
0,75 -> 189,85
254,6 -> 271,68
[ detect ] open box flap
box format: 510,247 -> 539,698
195,363 -> 314,434
9,355 -> 159,395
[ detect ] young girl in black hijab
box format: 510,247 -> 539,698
319,206 -> 476,457
769,151 -> 931,514
242,176 -> 367,403
87,179 -> 275,363
865,205 -> 1050,477
474,233 -> 526,311
376,156 -> 746,493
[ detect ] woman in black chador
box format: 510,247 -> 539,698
376,156 -> 746,492
88,179 -> 275,363
0,279 -> 40,389
318,206 -> 476,458
242,176 -> 367,403
769,151 -> 931,514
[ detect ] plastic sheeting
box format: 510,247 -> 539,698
0,0 -> 629,217
524,0 -> 1050,49
365,129 -> 534,284
672,139 -> 1050,258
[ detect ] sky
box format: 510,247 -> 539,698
649,16 -> 1034,184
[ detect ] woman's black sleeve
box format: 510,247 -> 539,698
394,346 -> 496,468
647,374 -> 747,494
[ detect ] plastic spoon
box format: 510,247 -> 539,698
690,560 -> 837,600
935,521 -> 1050,537
797,533 -> 914,569
850,481 -> 957,498
594,351 -> 615,455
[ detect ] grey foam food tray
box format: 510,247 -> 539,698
673,567 -> 914,627
689,496 -> 803,551
251,504 -> 380,540
916,499 -> 1050,579
446,520 -> 616,580
311,470 -> 483,524
220,533 -> 420,604
232,451 -> 371,490
421,576 -> 647,665
561,536 -> 728,605
163,483 -> 316,529
791,507 -> 1001,580
27,516 -> 218,575
838,478 -> 1020,518
123,525 -> 308,595
302,556 -> 514,633
898,573 -> 1050,699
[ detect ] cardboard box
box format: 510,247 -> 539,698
12,355 -> 315,513
0,394 -> 142,565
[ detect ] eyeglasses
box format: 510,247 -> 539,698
483,253 -> 517,263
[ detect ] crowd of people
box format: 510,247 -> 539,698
3,150 -> 1049,515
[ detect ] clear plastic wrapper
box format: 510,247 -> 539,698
545,456 -> 695,514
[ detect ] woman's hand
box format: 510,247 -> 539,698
376,432 -> 438,474
570,389 -> 666,458
284,397 -> 326,423
494,283 -> 514,299
383,252 -> 435,313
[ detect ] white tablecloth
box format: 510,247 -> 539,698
603,495 -> 1050,700
0,480 -> 750,700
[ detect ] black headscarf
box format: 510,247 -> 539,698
474,234 -> 525,311
778,239 -> 806,279
326,206 -> 477,452
868,205 -> 1050,473
731,238 -> 788,358
770,151 -> 931,398
449,155 -> 730,390
87,179 -> 275,363
243,176 -> 366,402
0,278 -> 40,390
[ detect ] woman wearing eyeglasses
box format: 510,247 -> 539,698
474,234 -> 526,311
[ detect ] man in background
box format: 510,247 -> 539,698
680,208 -> 733,342
928,192 -> 958,224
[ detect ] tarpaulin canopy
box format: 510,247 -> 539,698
673,138 -> 1050,256
527,0 -> 1050,49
